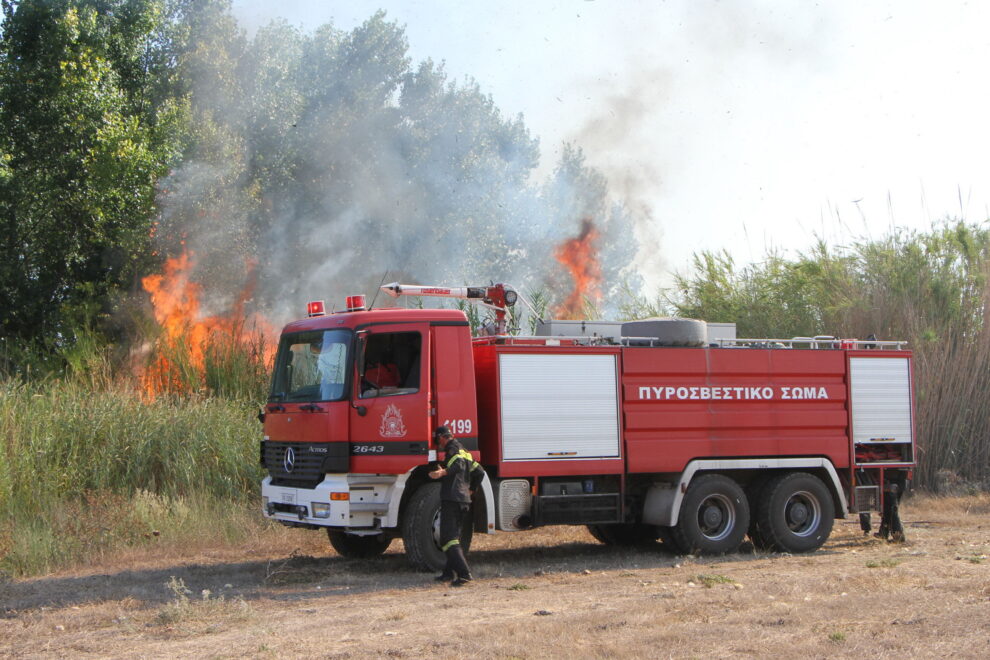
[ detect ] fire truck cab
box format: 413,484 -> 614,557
260,288 -> 914,570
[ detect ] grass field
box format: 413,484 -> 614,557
0,377 -> 265,577
1,494 -> 988,658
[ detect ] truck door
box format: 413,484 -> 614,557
349,324 -> 432,473
431,323 -> 479,453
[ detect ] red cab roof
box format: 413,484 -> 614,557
281,306 -> 469,334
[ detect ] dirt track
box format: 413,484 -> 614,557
2,496 -> 988,659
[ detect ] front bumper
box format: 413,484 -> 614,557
261,473 -> 405,530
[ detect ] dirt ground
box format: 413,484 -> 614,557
1,495 -> 988,659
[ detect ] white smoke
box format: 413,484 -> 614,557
156,13 -> 641,326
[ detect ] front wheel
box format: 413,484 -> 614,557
327,530 -> 392,558
672,474 -> 749,554
754,472 -> 834,553
401,482 -> 473,571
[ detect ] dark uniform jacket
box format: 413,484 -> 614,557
440,438 -> 484,503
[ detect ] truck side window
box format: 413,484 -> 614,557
360,331 -> 421,398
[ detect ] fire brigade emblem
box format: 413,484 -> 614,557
379,404 -> 407,438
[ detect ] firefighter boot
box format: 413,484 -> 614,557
445,545 -> 472,585
877,483 -> 905,542
859,512 -> 872,536
885,485 -> 905,543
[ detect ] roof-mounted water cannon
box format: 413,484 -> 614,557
380,282 -> 518,334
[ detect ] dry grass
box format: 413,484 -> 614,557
903,491 -> 990,517
1,495 -> 989,659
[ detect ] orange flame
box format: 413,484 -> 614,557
554,219 -> 602,319
140,249 -> 274,397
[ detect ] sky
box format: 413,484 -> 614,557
231,0 -> 990,288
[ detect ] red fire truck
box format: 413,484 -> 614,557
260,284 -> 914,570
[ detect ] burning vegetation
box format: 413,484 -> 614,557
554,219 -> 603,319
138,216 -> 606,390
140,250 -> 274,399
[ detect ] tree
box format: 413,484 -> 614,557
0,0 -> 183,347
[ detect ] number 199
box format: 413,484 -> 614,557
442,418 -> 473,434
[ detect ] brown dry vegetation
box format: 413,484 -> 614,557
1,494 -> 988,659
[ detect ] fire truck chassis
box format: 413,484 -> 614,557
259,285 -> 914,571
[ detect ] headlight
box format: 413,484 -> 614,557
312,502 -> 331,518
262,496 -> 270,513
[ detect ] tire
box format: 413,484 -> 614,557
586,523 -> 662,546
672,474 -> 749,554
401,482 -> 472,572
745,478 -> 771,549
327,530 -> 392,558
748,516 -> 770,550
754,472 -> 834,553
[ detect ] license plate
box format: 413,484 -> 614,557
282,492 -> 295,503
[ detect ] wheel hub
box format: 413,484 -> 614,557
702,504 -> 724,529
788,502 -> 809,525
697,494 -> 735,540
784,490 -> 822,536
432,509 -> 442,548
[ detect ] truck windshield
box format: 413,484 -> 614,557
269,329 -> 351,402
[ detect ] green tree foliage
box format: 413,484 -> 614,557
0,0 -> 184,349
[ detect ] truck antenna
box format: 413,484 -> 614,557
368,270 -> 390,310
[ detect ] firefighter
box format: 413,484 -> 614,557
363,355 -> 399,390
361,346 -> 400,394
428,425 -> 484,585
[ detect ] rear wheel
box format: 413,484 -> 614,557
672,474 -> 749,554
401,482 -> 472,571
327,530 -> 392,558
755,472 -> 834,553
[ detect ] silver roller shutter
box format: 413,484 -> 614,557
499,353 -> 620,460
849,357 -> 913,444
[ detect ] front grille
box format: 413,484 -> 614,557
263,442 -> 343,488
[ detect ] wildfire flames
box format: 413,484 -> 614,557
137,219 -> 603,393
140,250 -> 274,397
554,219 -> 603,319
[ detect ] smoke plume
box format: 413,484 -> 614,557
153,11 -> 642,328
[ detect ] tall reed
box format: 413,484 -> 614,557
652,221 -> 990,492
